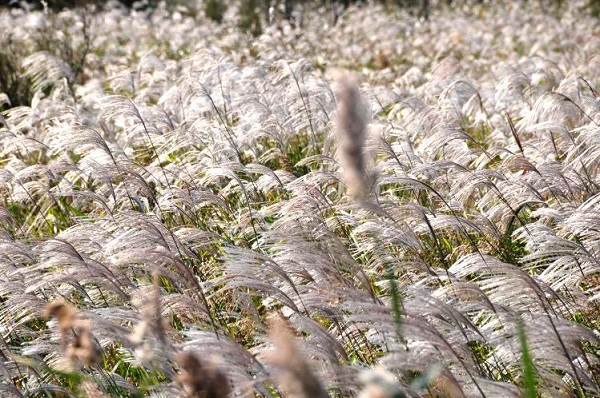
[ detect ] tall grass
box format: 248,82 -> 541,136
0,0 -> 599,397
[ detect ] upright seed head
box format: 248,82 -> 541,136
333,72 -> 372,201
267,314 -> 329,398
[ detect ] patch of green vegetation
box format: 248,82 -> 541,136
287,134 -> 316,177
462,116 -> 492,153
468,340 -> 515,383
102,344 -> 163,390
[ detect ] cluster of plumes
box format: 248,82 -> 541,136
0,0 -> 600,397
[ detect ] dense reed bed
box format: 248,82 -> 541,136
0,0 -> 599,396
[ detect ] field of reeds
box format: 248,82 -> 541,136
0,0 -> 599,396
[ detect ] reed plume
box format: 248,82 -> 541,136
267,314 -> 330,398
334,72 -> 372,201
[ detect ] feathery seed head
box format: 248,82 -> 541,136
333,72 -> 373,201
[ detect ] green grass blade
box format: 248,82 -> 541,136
518,318 -> 537,398
387,268 -> 404,342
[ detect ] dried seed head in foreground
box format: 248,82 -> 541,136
66,323 -> 101,366
267,314 -> 329,398
175,352 -> 232,398
45,301 -> 101,367
45,300 -> 76,337
333,73 -> 372,201
429,369 -> 466,398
